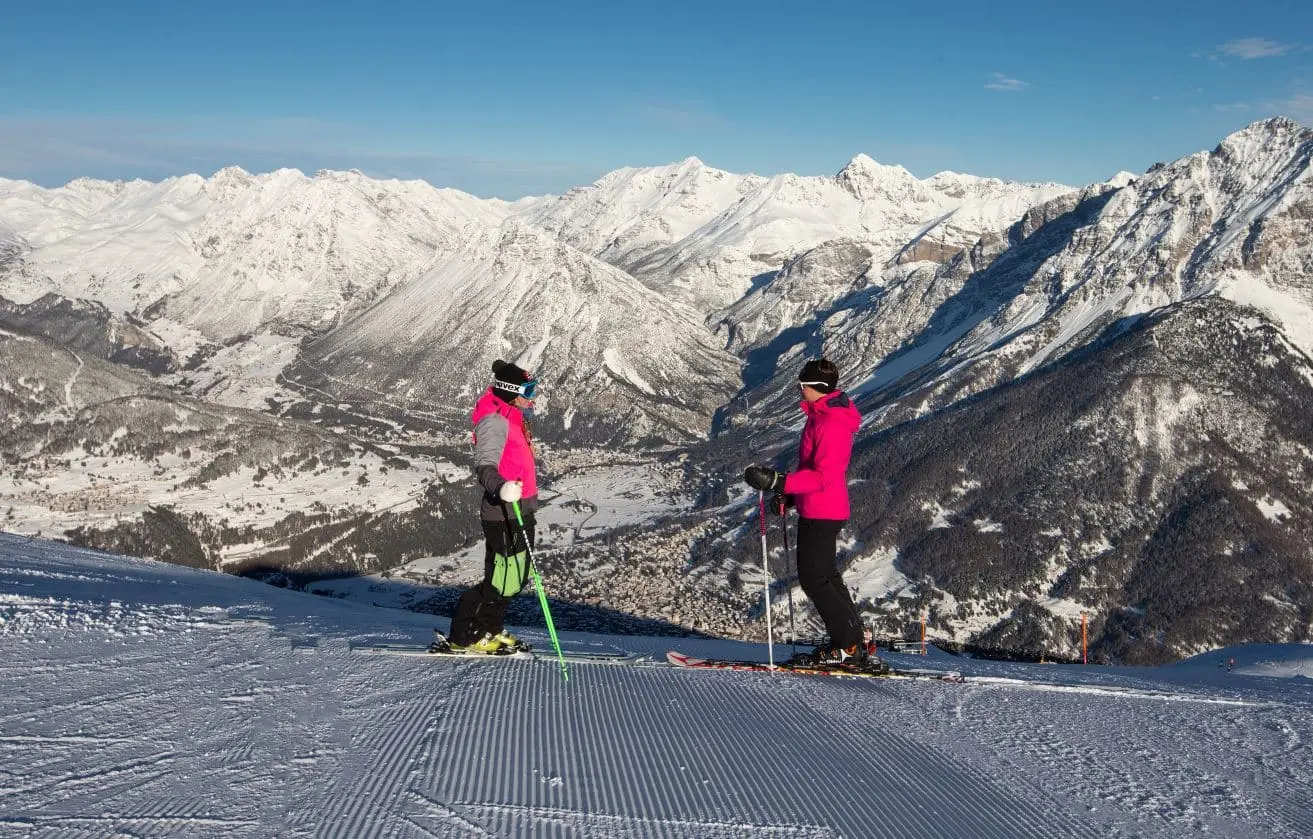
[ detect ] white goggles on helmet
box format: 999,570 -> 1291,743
495,378 -> 538,399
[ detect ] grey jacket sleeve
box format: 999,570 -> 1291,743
473,413 -> 509,494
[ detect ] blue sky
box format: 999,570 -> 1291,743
1,0 -> 1309,197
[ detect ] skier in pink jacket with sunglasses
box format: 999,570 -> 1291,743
744,358 -> 865,666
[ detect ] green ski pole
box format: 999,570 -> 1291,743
512,500 -> 568,681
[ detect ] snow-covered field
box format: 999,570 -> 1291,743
2,532 -> 1311,838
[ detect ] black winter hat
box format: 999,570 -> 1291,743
798,358 -> 839,394
491,359 -> 537,401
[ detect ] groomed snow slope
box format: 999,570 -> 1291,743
2,533 -> 1310,838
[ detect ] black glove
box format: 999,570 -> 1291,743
771,492 -> 792,516
743,465 -> 783,492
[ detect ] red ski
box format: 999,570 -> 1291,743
666,651 -> 964,682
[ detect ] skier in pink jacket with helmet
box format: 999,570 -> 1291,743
744,358 -> 865,665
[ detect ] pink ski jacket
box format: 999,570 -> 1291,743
782,391 -> 861,521
471,389 -> 538,521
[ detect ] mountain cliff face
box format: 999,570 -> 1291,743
844,297 -> 1313,664
713,183 -> 1124,435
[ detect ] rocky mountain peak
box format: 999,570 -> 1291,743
1211,117 -> 1312,169
835,154 -> 922,201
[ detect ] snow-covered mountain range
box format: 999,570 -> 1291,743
2,117 -> 1311,662
0,153 -> 1072,443
521,153 -> 1072,312
0,167 -> 507,337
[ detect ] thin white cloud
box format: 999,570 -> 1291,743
1218,37 -> 1293,60
984,73 -> 1029,92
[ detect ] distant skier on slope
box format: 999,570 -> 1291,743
447,359 -> 541,654
742,357 -> 866,666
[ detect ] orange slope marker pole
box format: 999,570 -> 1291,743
1082,612 -> 1088,665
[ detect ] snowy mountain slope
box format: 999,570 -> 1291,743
957,117 -> 1313,376
283,221 -> 742,446
0,167 -> 510,339
717,118 -> 1313,440
853,117 -> 1313,436
715,237 -> 882,359
615,156 -> 1072,312
0,325 -> 474,576
837,296 -> 1313,663
514,156 -> 766,268
711,183 -> 1116,433
0,292 -> 179,374
3,535 -> 1312,839
514,153 -> 1070,313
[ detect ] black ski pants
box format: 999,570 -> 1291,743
795,517 -> 862,650
449,517 -> 534,645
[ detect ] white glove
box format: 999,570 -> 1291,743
498,481 -> 523,503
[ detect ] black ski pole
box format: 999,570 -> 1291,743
777,494 -> 797,659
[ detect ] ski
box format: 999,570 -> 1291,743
665,650 -> 887,679
355,642 -> 534,660
352,641 -> 961,680
352,640 -> 649,666
665,651 -> 964,682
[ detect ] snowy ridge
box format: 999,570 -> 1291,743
717,119 -> 1313,436
521,154 -> 1072,312
1000,118 -> 1313,363
0,166 -> 509,339
515,156 -> 766,266
0,150 -> 1073,435
2,535 -> 1312,838
289,219 -> 741,443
